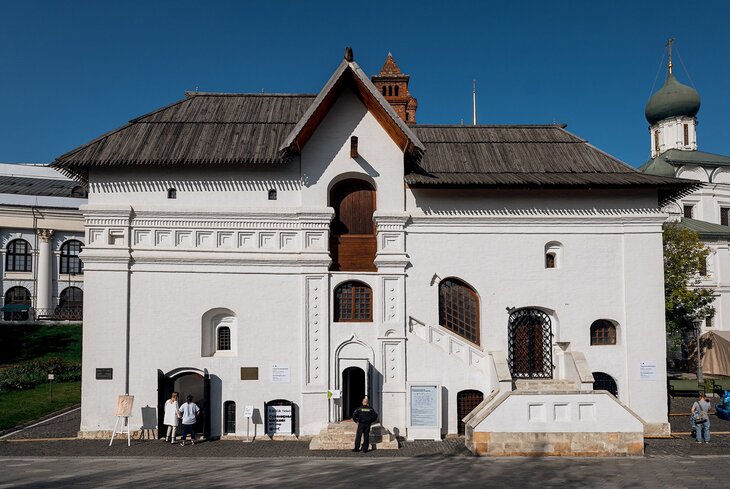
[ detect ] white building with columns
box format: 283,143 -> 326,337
0,163 -> 86,321
53,50 -> 694,455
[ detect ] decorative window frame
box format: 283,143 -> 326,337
589,319 -> 618,346
333,280 -> 373,323
202,309 -> 237,357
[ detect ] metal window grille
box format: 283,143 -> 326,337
224,401 -> 236,434
590,320 -> 616,345
683,205 -> 693,219
6,239 -> 32,272
592,372 -> 618,397
439,279 -> 480,345
722,208 -> 730,226
334,282 -> 372,322
508,308 -> 553,378
706,316 -> 714,328
457,390 -> 484,435
217,326 -> 231,351
60,240 -> 84,274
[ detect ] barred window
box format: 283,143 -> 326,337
6,239 -> 32,272
60,240 -> 83,274
590,319 -> 617,345
217,326 -> 231,351
334,281 -> 372,322
439,278 -> 480,345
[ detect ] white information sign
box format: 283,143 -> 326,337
639,361 -> 658,381
410,385 -> 438,427
267,405 -> 292,434
328,389 -> 341,399
271,364 -> 291,383
243,405 -> 254,418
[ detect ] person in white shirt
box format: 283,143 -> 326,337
163,392 -> 180,443
178,395 -> 201,446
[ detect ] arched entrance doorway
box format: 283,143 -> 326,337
329,179 -> 376,272
157,369 -> 211,439
457,390 -> 484,435
592,372 -> 618,397
508,308 -> 553,378
342,366 -> 366,420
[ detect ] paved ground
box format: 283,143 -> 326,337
2,455 -> 730,488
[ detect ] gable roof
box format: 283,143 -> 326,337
278,57 -> 424,161
53,93 -> 316,181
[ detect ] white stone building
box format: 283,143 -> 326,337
0,163 -> 86,321
641,57 -> 730,334
53,51 -> 693,454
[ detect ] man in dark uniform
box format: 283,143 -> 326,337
351,397 -> 378,453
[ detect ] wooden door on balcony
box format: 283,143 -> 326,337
330,180 -> 376,272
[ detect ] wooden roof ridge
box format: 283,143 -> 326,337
279,56 -> 425,160
183,91 -> 317,98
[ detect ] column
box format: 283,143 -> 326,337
36,229 -> 53,311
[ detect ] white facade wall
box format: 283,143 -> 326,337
79,88 -> 671,438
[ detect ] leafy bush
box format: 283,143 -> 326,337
0,357 -> 81,392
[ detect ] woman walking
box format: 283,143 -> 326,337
163,392 -> 181,443
691,392 -> 711,443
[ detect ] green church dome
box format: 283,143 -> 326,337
645,73 -> 700,125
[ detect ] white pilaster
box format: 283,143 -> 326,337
36,229 -> 53,310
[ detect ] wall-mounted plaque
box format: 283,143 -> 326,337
96,368 -> 113,380
241,367 -> 259,380
270,363 -> 290,383
410,385 -> 438,427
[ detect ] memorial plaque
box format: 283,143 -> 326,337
96,368 -> 113,380
410,385 -> 438,427
241,367 -> 259,380
267,404 -> 292,434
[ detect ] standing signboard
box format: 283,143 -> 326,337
407,383 -> 441,441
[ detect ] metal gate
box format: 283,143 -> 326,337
457,390 -> 484,435
508,308 -> 553,378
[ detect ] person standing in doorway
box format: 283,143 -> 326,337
178,395 -> 200,446
691,392 -> 712,443
351,397 -> 378,453
163,392 -> 181,443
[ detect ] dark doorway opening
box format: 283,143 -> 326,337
342,367 -> 366,420
592,372 -> 619,397
457,390 -> 484,435
329,179 -> 376,272
157,369 -> 211,439
224,401 -> 236,434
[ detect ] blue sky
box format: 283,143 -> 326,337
1,0 -> 728,167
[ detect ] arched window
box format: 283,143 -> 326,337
388,86 -> 392,96
394,85 -> 399,96
439,278 -> 480,344
590,319 -> 617,345
4,286 -> 31,321
457,390 -> 484,435
58,287 -> 83,319
224,401 -> 236,434
202,310 -> 236,357
70,185 -> 87,198
167,188 -> 177,199
60,240 -> 84,274
329,179 -> 376,272
217,326 -> 231,351
592,372 -> 618,397
6,239 -> 32,272
382,86 -> 387,96
334,281 -> 372,322
544,241 -> 562,269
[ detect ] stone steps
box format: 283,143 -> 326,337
309,423 -> 399,450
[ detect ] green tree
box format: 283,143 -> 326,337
663,223 -> 715,338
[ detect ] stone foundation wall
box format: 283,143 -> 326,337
643,422 -> 670,437
471,431 -> 644,456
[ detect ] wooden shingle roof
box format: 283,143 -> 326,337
53,93 -> 316,181
405,125 -> 696,202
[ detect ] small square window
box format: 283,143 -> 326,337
706,316 -> 714,328
167,188 -> 177,199
268,189 -> 277,200
683,205 -> 693,219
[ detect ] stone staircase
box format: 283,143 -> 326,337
309,422 -> 399,450
408,316 -> 487,373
